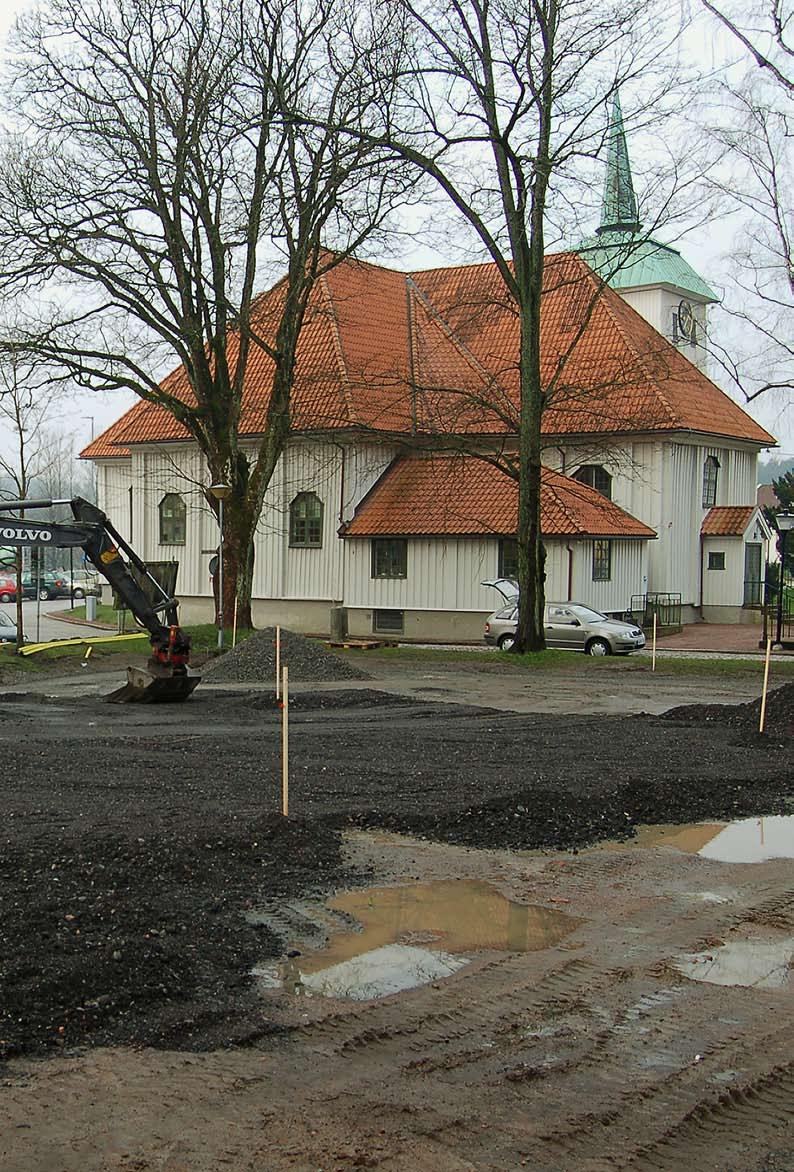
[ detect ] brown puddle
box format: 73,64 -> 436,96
253,879 -> 581,1001
592,815 -> 794,864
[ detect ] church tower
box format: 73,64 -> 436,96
577,93 -> 718,373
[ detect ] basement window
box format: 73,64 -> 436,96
708,551 -> 726,571
158,493 -> 186,545
373,608 -> 404,634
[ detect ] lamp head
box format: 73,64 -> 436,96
777,511 -> 794,533
209,482 -> 232,502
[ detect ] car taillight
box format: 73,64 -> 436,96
485,622 -> 490,632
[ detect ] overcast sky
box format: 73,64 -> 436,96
0,0 -> 790,462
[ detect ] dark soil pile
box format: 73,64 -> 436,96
0,817 -> 355,1060
201,627 -> 370,684
662,680 -> 794,739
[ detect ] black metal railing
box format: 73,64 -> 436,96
629,592 -> 682,632
761,571 -> 794,645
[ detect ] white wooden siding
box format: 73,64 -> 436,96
342,443 -> 399,522
96,431 -> 755,617
620,287 -> 664,331
570,539 -> 648,612
702,538 -> 744,607
344,535 -> 648,614
97,461 -> 134,545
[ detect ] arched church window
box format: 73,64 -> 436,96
572,464 -> 612,500
702,456 -> 719,509
289,492 -> 323,547
158,493 -> 186,545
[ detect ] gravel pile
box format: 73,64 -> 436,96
662,680 -> 794,738
201,627 -> 370,684
242,689 -> 416,712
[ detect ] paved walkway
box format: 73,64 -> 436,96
656,623 -> 789,655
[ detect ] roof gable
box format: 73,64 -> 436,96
343,453 -> 656,540
701,505 -> 770,538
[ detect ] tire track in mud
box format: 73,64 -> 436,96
740,887 -> 794,931
295,957 -> 607,1062
627,1054 -> 794,1170
276,896 -> 794,1172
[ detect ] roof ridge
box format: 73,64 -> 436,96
319,271 -> 357,427
541,467 -> 588,533
407,276 -> 504,388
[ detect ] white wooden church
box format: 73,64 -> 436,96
84,99 -> 775,641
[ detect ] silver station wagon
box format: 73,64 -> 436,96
482,580 -> 646,656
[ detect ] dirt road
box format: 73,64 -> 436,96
1,654 -> 792,1171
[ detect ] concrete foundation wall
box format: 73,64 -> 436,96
346,607 -> 486,643
141,594 -> 489,642
701,605 -> 763,625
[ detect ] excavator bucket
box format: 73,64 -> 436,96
105,666 -> 200,704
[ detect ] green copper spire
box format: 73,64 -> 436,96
596,91 -> 641,236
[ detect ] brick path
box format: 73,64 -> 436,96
656,622 -> 791,654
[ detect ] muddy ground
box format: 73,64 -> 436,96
1,650 -> 793,1170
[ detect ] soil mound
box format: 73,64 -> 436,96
662,680 -> 794,738
0,817 -> 354,1059
201,627 -> 370,684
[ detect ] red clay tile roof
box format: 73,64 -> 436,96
80,404 -> 139,459
701,506 -> 756,536
82,253 -> 776,457
343,454 -> 656,540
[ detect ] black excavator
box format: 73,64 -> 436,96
0,496 -> 199,702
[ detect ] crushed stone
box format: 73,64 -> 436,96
662,680 -> 794,738
201,627 -> 371,684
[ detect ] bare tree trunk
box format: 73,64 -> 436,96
516,321 -> 547,652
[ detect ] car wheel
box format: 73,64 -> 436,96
39,589 -> 51,601
0,593 -> 11,604
73,588 -> 84,600
586,637 -> 611,657
498,632 -> 516,652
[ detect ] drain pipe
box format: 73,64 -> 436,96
567,546 -> 574,601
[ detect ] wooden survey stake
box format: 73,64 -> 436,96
281,665 -> 289,817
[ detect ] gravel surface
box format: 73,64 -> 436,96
1,681 -> 792,1061
662,679 -> 794,737
201,627 -> 370,683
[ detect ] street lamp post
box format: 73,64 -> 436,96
209,482 -> 232,651
774,511 -> 794,647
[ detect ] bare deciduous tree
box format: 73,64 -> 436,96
0,355 -> 65,645
699,0 -> 793,405
0,0 -> 410,626
707,92 -> 793,402
353,0 -> 698,649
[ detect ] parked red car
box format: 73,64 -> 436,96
0,577 -> 18,604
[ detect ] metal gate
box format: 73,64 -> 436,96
629,592 -> 682,632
